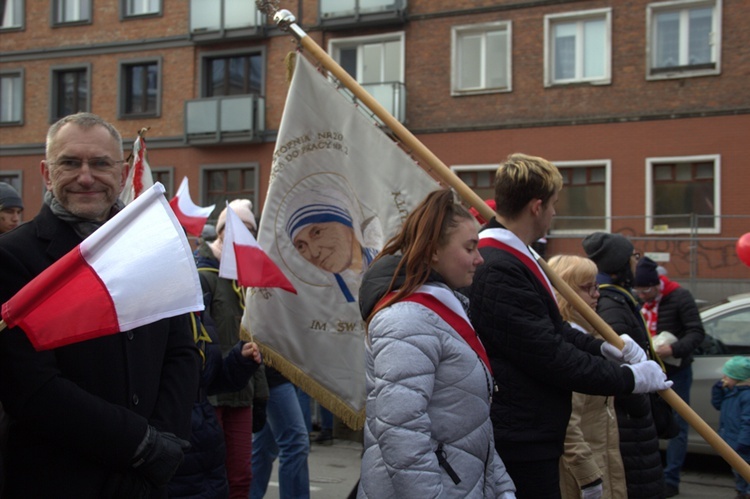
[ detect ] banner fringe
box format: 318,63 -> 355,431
254,339 -> 365,431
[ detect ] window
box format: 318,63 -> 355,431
53,0 -> 91,24
553,161 -> 610,233
647,0 -> 721,79
320,0 -> 405,18
0,70 -> 23,125
330,33 -> 405,121
123,0 -> 160,17
452,21 -> 511,95
544,8 -> 611,86
51,66 -> 90,121
646,155 -> 720,233
0,171 -> 22,192
202,166 -> 258,220
190,0 -> 260,33
120,59 -> 160,118
452,164 -> 497,204
1,0 -> 24,29
204,53 -> 262,97
151,167 -> 173,197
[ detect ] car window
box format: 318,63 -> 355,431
698,307 -> 750,355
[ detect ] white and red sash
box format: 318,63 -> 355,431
478,228 -> 557,303
376,285 -> 493,375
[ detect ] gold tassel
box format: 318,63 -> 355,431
284,51 -> 297,85
257,342 -> 365,430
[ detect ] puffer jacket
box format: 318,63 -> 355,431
650,277 -> 705,375
711,381 -> 750,458
596,282 -> 664,499
357,255 -> 516,498
467,221 -> 635,463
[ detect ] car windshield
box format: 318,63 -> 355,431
697,297 -> 750,356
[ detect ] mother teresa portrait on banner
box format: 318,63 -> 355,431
282,175 -> 382,303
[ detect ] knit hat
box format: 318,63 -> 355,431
0,182 -> 23,210
723,356 -> 750,381
582,232 -> 634,274
216,199 -> 256,234
635,256 -> 660,287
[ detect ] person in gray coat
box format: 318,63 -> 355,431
358,189 -> 516,498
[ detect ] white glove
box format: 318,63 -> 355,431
624,361 -> 674,393
601,334 -> 647,365
581,482 -> 603,499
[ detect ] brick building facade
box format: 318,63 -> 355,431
1,0 -> 748,295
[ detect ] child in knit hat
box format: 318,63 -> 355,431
712,356 -> 750,498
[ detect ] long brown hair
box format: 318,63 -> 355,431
367,189 -> 474,322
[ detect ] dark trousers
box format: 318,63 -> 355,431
502,457 -> 562,499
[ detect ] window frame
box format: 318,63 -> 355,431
1,0 -> 25,31
646,0 -> 722,80
51,0 -> 92,26
198,47 -> 266,98
118,57 -> 162,119
552,159 -> 612,235
121,0 -> 162,19
544,7 -> 612,87
328,31 -> 406,85
200,164 -> 260,222
451,20 -> 513,96
49,63 -> 91,123
645,154 -> 721,234
0,69 -> 24,126
150,166 -> 174,198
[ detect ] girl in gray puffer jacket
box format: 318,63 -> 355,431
357,190 -> 516,498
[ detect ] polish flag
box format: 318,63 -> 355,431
169,177 -> 215,236
1,183 -> 204,351
119,132 -> 154,205
220,205 -> 297,294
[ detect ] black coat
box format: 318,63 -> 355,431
596,283 -> 665,499
0,204 -> 200,498
467,221 -> 635,462
651,281 -> 705,375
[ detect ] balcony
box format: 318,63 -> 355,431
189,0 -> 265,43
319,0 -> 407,30
184,95 -> 265,145
357,81 -> 406,124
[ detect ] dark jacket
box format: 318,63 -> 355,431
195,243 -> 268,407
596,281 -> 665,499
467,221 -> 635,463
651,277 -> 705,375
168,311 -> 261,499
0,204 -> 200,498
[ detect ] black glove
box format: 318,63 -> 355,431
252,399 -> 267,433
131,425 -> 190,488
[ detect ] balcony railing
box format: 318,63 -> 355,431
189,0 -> 264,42
319,0 -> 406,29
185,95 -> 265,144
356,81 -> 406,124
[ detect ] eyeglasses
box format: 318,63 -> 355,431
579,283 -> 600,297
631,252 -> 641,260
50,157 -> 125,170
634,286 -> 653,295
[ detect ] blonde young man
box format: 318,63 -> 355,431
467,153 -> 671,498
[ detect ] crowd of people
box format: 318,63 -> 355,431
0,114 -> 747,499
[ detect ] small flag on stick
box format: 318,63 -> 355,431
220,205 -> 296,293
1,183 -> 204,350
169,177 -> 216,237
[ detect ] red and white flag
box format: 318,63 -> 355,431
169,177 -> 215,236
1,183 -> 204,351
120,133 -> 154,205
220,205 -> 296,293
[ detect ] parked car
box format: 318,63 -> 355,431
679,292 -> 750,455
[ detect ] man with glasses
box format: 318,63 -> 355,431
0,112 -> 200,497
583,231 -> 667,499
634,256 -> 705,498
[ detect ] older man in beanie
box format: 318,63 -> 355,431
0,182 -> 24,234
467,154 -> 672,499
583,232 -> 668,498
634,256 -> 705,497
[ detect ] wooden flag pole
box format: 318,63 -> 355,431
259,1 -> 750,480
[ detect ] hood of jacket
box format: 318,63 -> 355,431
359,254 -> 448,321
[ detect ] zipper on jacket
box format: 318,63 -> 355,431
436,443 -> 461,485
